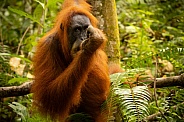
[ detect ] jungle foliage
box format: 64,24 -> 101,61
0,0 -> 184,121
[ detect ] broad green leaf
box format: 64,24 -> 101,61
33,4 -> 43,22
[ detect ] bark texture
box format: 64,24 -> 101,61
88,0 -> 121,64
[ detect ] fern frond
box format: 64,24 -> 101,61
108,70 -> 151,122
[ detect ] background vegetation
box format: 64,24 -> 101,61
0,0 -> 184,121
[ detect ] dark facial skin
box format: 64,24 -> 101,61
67,14 -> 91,57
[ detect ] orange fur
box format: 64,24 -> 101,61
31,0 -> 111,121
109,63 -> 124,74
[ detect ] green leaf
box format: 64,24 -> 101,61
8,7 -> 43,27
24,35 -> 37,51
137,10 -> 154,15
34,0 -> 45,9
0,53 -> 32,63
47,0 -> 63,9
33,4 -> 43,21
9,102 -> 29,121
8,77 -> 28,84
112,85 -> 151,121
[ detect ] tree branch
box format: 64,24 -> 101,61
0,74 -> 183,98
148,74 -> 184,88
0,81 -> 33,98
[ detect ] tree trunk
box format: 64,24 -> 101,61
88,0 -> 121,65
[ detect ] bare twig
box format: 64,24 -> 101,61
16,26 -> 30,55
